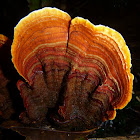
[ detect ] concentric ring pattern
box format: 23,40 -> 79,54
11,7 -> 133,131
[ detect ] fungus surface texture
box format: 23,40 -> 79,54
11,7 -> 133,131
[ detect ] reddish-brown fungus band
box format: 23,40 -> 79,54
11,7 -> 133,131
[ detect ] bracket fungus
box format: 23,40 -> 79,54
11,7 -> 133,131
0,34 -> 14,119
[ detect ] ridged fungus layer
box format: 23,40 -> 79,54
11,7 -> 133,131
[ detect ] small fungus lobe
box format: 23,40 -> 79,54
0,34 -> 14,119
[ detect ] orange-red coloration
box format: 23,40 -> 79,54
0,34 -> 9,48
11,8 -> 133,131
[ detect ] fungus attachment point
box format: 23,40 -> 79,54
11,7 -> 133,131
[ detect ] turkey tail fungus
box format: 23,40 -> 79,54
0,34 -> 14,119
11,7 -> 133,131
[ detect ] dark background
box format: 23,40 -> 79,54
0,0 -> 140,139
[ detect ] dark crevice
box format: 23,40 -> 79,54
65,20 -> 71,54
35,53 -> 48,84
47,64 -> 72,126
88,77 -> 102,101
57,64 -> 72,106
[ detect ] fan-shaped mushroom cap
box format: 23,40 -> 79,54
11,7 -> 133,131
67,17 -> 133,119
11,7 -> 71,85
